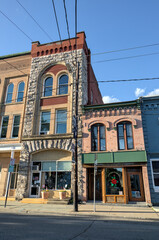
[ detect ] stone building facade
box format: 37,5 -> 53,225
82,100 -> 151,204
14,32 -> 103,200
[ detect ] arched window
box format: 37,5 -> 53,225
6,83 -> 14,103
43,77 -> 53,97
58,74 -> 68,95
91,124 -> 106,151
17,82 -> 25,102
117,121 -> 134,150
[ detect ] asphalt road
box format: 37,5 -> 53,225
0,213 -> 159,240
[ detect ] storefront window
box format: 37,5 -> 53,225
39,161 -> 71,190
10,164 -> 19,189
106,168 -> 123,195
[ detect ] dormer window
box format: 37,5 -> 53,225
43,77 -> 53,97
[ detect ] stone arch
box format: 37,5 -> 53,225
113,117 -> 137,127
26,139 -> 73,154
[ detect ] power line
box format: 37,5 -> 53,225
0,9 -> 33,41
63,0 -> 71,46
93,52 -> 159,64
96,77 -> 159,83
51,0 -> 62,43
16,0 -> 53,42
91,43 -> 159,56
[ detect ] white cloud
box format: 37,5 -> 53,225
103,96 -> 120,104
146,88 -> 159,97
135,88 -> 145,97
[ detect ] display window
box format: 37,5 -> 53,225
105,168 -> 123,195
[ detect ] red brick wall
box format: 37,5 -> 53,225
82,108 -> 145,153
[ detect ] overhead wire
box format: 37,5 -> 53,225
16,0 -> 53,42
91,43 -> 159,57
0,9 -> 33,41
93,52 -> 159,64
51,0 -> 62,44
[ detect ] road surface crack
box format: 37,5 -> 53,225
68,220 -> 95,240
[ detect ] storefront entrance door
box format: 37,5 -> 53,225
88,168 -> 102,201
127,172 -> 144,202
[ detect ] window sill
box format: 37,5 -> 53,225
41,94 -> 68,99
3,101 -> 24,105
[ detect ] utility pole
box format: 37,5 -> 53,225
73,0 -> 78,212
94,153 -> 97,212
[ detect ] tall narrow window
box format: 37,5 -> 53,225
6,83 -> 14,103
0,116 -> 9,138
40,111 -> 51,135
91,124 -> 106,151
43,77 -> 53,97
58,75 -> 68,95
151,160 -> 159,192
17,82 -> 25,102
56,110 -> 67,134
117,122 -> 134,150
12,115 -> 20,138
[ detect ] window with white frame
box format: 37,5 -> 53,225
12,115 -> 20,138
58,75 -> 68,95
17,82 -> 25,102
40,111 -> 51,135
0,116 -> 9,138
43,77 -> 53,97
6,83 -> 14,103
55,109 -> 67,134
151,159 -> 159,192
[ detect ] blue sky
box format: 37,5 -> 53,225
1,0 -> 159,103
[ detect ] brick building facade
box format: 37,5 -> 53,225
82,100 -> 151,204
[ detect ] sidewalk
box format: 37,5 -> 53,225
0,200 -> 159,221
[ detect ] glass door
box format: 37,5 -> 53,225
127,172 -> 144,202
30,162 -> 41,198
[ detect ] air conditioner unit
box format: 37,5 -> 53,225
32,165 -> 39,171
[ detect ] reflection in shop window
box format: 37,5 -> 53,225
106,168 -> 123,195
40,161 -> 71,190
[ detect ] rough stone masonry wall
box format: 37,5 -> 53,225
16,49 -> 88,200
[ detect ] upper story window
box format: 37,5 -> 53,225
117,121 -> 134,150
58,75 -> 68,95
55,109 -> 67,134
0,116 -> 9,138
43,77 -> 53,97
40,111 -> 51,135
91,124 -> 106,151
6,83 -> 14,103
12,115 -> 20,138
17,82 -> 25,102
151,159 -> 159,192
